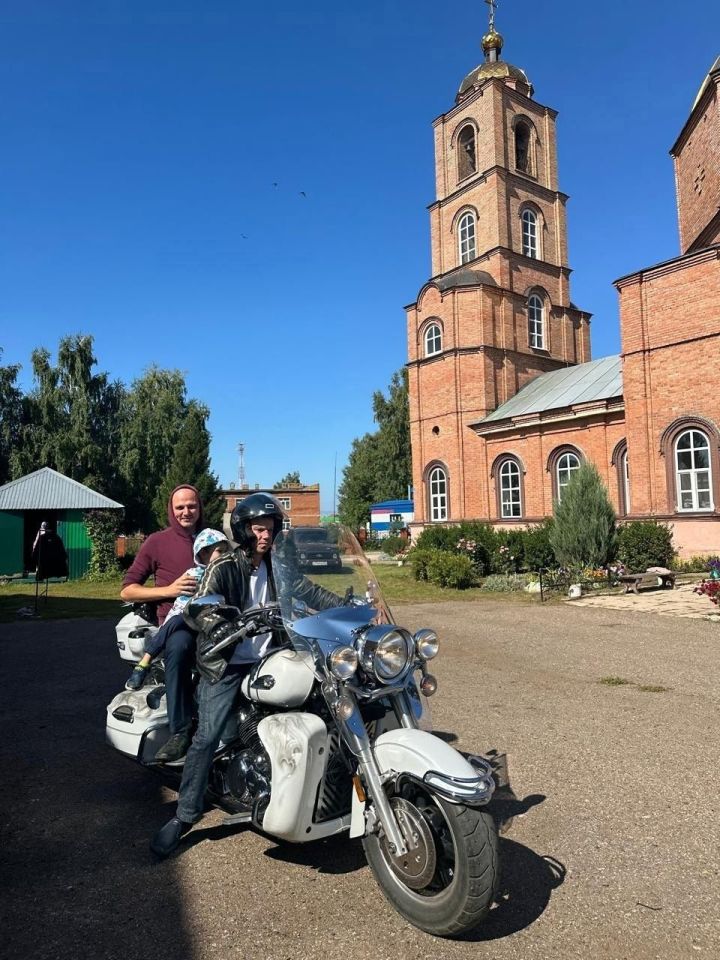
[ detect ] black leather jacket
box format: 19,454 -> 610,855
192,546 -> 341,683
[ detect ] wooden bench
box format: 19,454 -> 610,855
618,571 -> 676,595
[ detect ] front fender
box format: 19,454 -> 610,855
374,728 -> 495,806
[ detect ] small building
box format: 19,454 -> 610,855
220,483 -> 321,535
370,499 -> 414,538
0,467 -> 124,579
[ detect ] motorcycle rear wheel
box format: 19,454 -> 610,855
363,788 -> 499,938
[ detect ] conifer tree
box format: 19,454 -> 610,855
152,402 -> 225,530
549,462 -> 617,571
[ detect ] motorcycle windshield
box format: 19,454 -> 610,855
271,524 -> 392,660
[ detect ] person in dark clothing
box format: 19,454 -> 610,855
31,522 -> 68,580
150,492 -> 342,858
121,485 -> 206,762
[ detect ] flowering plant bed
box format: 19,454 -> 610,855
694,578 -> 720,606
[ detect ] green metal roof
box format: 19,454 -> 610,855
473,355 -> 623,427
0,467 -> 124,510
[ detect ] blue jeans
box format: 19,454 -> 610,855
176,665 -> 250,824
161,621 -> 196,735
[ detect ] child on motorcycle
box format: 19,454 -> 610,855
125,528 -> 231,691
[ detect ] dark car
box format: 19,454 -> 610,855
290,526 -> 343,572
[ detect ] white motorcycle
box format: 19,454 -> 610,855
107,526 -> 507,937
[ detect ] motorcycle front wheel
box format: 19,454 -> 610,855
362,786 -> 499,938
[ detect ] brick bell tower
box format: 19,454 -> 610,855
406,3 -> 592,525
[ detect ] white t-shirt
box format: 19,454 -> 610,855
230,560 -> 273,665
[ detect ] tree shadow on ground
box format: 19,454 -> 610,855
0,618 -> 196,960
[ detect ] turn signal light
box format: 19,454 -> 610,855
420,674 -> 438,697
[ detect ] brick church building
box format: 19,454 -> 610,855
406,16 -> 720,557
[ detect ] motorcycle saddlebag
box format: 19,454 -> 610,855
115,611 -> 159,663
106,686 -> 171,762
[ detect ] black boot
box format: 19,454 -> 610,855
150,817 -> 193,857
154,732 -> 192,763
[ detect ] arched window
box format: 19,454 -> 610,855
521,209 -> 538,258
612,440 -> 631,516
556,451 -> 580,501
498,459 -> 522,518
458,211 -> 476,264
675,429 -> 713,511
424,322 -> 442,357
528,293 -> 545,349
457,124 -> 476,181
428,465 -> 448,522
515,120 -> 531,174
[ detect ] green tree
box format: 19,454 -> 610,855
337,433 -> 381,529
11,335 -> 126,496
152,402 -> 225,530
118,367 -> 189,532
337,368 -> 411,528
549,463 -> 617,571
274,471 -> 301,488
371,368 -> 411,502
0,350 -> 23,486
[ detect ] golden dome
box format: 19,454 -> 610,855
481,29 -> 503,52
457,60 -> 533,102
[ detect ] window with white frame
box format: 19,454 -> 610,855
282,518 -> 292,530
522,209 -> 538,258
277,497 -> 291,510
556,451 -> 580,500
428,466 -> 448,522
528,293 -> 545,349
458,212 -> 476,264
424,323 -> 442,357
621,449 -> 631,515
499,459 -> 522,518
675,429 -> 713,511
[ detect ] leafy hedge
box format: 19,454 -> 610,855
616,521 -> 675,571
413,520 -> 555,577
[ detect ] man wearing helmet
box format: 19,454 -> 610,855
151,492 -> 342,857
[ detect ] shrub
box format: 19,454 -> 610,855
409,548 -> 437,581
414,525 -> 463,553
382,535 -> 405,557
84,509 -> 121,580
616,521 -> 675,571
550,463 -> 617,571
481,573 -> 532,593
425,551 -> 477,589
493,529 -> 526,573
523,519 -> 556,571
673,554 -> 714,574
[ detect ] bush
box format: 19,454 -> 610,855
425,551 -> 477,589
550,463 -> 617,571
493,529 -> 526,573
673,554 -> 715,574
616,521 -> 675,571
523,519 -> 556,571
458,521 -> 497,573
481,573 -> 532,592
409,548 -> 437,581
382,535 -> 406,557
414,525 -> 463,553
84,509 -> 121,580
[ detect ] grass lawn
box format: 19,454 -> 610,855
0,564 -> 538,624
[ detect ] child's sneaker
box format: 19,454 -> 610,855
126,664 -> 149,691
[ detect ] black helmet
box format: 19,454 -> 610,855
230,492 -> 286,549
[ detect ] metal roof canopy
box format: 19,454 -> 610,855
0,467 -> 124,511
472,355 -> 623,428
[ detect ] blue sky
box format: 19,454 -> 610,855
1,1 -> 719,513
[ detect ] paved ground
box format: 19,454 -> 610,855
574,579 -> 720,620
1,600 -> 719,960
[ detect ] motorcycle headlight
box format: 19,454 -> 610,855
358,626 -> 414,683
328,646 -> 358,680
414,628 -> 439,661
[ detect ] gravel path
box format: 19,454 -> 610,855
1,602 -> 718,960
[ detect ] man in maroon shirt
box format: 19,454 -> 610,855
121,485 -> 205,761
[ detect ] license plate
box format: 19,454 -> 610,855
311,560 -> 328,566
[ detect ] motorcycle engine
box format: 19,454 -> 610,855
219,704 -> 271,815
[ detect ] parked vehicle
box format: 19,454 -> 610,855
289,526 -> 343,572
106,526 -> 506,937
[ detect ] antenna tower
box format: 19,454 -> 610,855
237,442 -> 246,489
